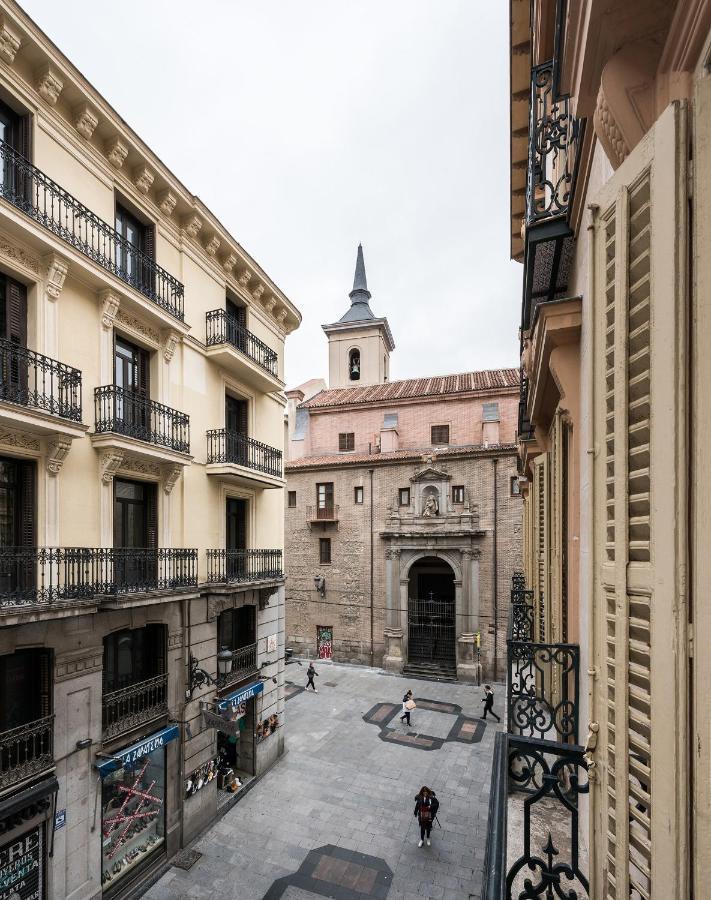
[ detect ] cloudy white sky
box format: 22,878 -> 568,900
22,0 -> 521,387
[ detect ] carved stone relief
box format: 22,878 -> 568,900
134,166 -> 155,195
162,330 -> 180,363
74,104 -> 99,140
100,290 -> 121,330
162,464 -> 183,495
47,436 -> 72,475
100,450 -> 125,483
115,310 -> 160,346
205,235 -> 220,257
158,190 -> 177,217
106,137 -> 128,169
0,22 -> 20,64
36,66 -> 63,105
223,253 -> 238,274
0,238 -> 40,275
45,253 -> 69,300
0,429 -> 40,452
183,215 -> 202,239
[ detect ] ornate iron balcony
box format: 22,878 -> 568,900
206,548 -> 283,584
206,310 -> 278,376
306,505 -> 339,523
0,713 -> 54,791
94,385 -> 190,453
518,374 -> 534,442
0,546 -> 98,609
95,547 -> 198,594
207,429 -> 282,477
0,140 -> 184,320
102,673 -> 168,740
526,61 -> 581,228
510,589 -> 534,642
0,338 -> 81,421
219,643 -> 258,689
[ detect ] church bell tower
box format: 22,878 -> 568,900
322,244 -> 395,389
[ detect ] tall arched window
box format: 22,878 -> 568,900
349,348 -> 361,381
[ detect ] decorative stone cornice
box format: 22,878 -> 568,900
252,285 -> 265,303
158,189 -> 177,216
55,648 -> 103,682
134,165 -> 155,195
74,104 -> 99,140
100,289 -> 120,330
100,450 -> 124,483
162,329 -> 180,363
36,65 -> 63,105
45,253 -> 69,300
205,235 -> 220,256
223,252 -> 238,274
0,20 -> 20,64
275,307 -> 288,326
46,436 -> 72,475
410,463 -> 451,483
238,268 -> 252,288
0,238 -> 39,275
120,456 -> 160,477
162,464 -> 182,495
115,310 -> 159,345
106,137 -> 128,169
0,429 -> 40,452
183,215 -> 202,239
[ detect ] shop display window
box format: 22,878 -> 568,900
100,745 -> 166,890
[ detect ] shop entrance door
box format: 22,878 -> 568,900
406,556 -> 456,674
317,626 -> 333,659
217,697 -> 255,778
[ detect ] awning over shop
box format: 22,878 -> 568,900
217,680 -> 263,712
94,724 -> 180,776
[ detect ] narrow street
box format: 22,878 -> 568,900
145,663 -> 503,900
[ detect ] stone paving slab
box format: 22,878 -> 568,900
143,663 -> 504,900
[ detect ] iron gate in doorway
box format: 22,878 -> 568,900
407,594 -> 456,668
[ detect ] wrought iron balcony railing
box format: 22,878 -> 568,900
518,374 -> 534,442
510,589 -> 534,642
95,548 -> 198,594
525,61 -> 581,228
0,140 -> 184,320
219,643 -> 258,690
306,505 -> 339,523
0,713 -> 54,791
206,548 -> 283,584
94,385 -> 190,454
0,338 -> 82,421
206,429 -> 282,478
102,673 -> 168,740
206,310 -> 278,376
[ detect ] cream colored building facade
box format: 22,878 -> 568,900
488,1 -> 711,898
0,2 -> 299,899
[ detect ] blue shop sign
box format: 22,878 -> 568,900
218,680 -> 263,712
94,724 -> 180,776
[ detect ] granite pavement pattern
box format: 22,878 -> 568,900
143,662 -> 504,900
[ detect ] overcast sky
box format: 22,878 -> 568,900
22,0 -> 521,387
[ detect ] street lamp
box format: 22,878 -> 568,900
186,646 -> 234,699
217,646 -> 233,681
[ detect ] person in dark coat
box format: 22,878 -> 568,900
306,662 -> 318,692
481,684 -> 500,721
414,786 -> 439,847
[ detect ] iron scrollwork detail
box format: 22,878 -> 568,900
508,640 -> 580,743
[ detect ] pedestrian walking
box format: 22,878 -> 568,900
400,689 -> 415,726
414,786 -> 439,847
306,662 -> 318,692
481,684 -> 500,721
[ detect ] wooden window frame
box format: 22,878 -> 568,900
430,424 -> 450,445
287,490 -> 296,508
398,488 -> 410,507
338,432 -> 355,452
319,537 -> 331,565
452,485 -> 465,504
354,486 -> 364,504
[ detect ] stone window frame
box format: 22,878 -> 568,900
354,486 -> 364,504
452,485 -> 465,504
430,424 -> 450,445
319,537 -> 331,565
287,490 -> 296,508
398,487 -> 410,507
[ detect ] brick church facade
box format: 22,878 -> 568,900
284,246 -> 522,679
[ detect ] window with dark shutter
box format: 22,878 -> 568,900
319,538 -> 331,564
431,425 -> 449,445
226,498 -> 247,551
354,486 -> 364,504
146,483 -> 158,550
19,459 -> 35,549
288,491 -> 296,508
338,432 -> 355,451
399,488 -> 410,507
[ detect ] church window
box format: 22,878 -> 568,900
349,349 -> 361,381
452,485 -> 465,504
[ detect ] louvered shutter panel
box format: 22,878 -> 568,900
39,649 -> 51,717
18,113 -> 32,161
7,278 -> 27,348
19,459 -> 35,594
591,101 -> 688,900
142,223 -> 156,296
146,483 -> 158,550
532,453 -> 549,644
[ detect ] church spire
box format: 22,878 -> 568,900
348,243 -> 372,309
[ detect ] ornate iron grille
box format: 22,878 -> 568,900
95,547 -> 198,594
0,713 -> 54,791
512,572 -> 526,590
0,546 -> 98,608
507,636 -> 580,743
94,385 -> 190,453
102,673 -> 168,740
0,338 -> 81,421
207,429 -> 282,477
219,642 -> 258,689
206,548 -> 283,584
205,309 -> 278,376
0,140 -> 184,320
407,595 -> 456,668
510,590 -> 535,642
518,373 -> 535,441
525,61 -> 581,227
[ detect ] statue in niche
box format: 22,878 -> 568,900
422,492 -> 439,517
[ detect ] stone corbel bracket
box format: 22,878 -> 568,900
100,450 -> 125,483
45,253 -> 69,300
162,329 -> 181,363
162,464 -> 183,495
46,436 -> 72,475
100,289 -> 121,330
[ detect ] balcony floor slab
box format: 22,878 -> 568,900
205,462 -> 284,490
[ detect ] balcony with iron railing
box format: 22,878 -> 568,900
217,643 -> 258,691
517,373 -> 535,443
206,429 -> 283,487
102,674 -> 168,741
306,505 -> 339,525
206,549 -> 283,585
0,713 -> 54,792
0,140 -> 184,321
92,385 -> 191,463
205,309 -> 280,391
521,60 -> 584,333
0,546 -> 198,617
482,576 -> 589,898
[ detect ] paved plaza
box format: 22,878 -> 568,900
145,663 -> 504,900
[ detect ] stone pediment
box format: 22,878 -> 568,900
410,464 -> 451,483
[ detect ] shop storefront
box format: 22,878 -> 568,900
95,725 -> 179,896
214,681 -> 263,784
0,776 -> 57,900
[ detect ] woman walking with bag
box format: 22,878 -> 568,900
400,689 -> 415,726
414,786 -> 439,847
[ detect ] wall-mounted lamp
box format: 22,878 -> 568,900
314,575 -> 326,596
187,647 -> 234,699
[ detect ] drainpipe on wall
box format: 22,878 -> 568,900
493,457 -> 499,682
369,468 -> 375,667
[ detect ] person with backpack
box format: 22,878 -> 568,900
306,662 -> 318,692
414,786 -> 439,847
480,684 -> 500,721
400,689 -> 414,726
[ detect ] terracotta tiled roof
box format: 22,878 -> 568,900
299,368 -> 519,409
285,443 -> 518,471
